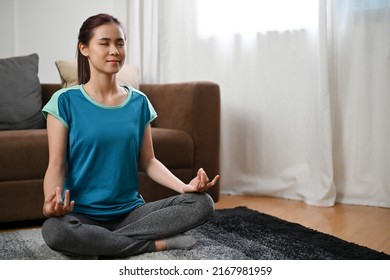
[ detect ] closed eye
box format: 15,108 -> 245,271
116,40 -> 125,46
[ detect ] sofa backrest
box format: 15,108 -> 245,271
41,84 -> 62,108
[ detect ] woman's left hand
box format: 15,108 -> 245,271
184,168 -> 220,193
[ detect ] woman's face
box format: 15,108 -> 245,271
80,22 -> 126,77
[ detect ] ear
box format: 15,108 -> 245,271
79,43 -> 89,57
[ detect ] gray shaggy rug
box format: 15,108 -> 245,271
0,207 -> 388,260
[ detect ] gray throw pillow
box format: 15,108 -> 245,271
0,53 -> 45,130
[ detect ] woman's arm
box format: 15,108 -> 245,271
139,125 -> 219,194
42,114 -> 74,217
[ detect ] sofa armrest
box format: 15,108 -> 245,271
140,82 -> 221,200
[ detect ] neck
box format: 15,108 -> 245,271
84,73 -> 119,97
82,71 -> 129,107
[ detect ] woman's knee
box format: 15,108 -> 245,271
185,192 -> 215,218
41,215 -> 79,249
200,192 -> 215,215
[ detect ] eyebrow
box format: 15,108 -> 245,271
98,38 -> 125,41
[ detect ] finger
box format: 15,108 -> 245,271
46,200 -> 56,215
201,170 -> 210,189
54,187 -> 63,212
207,175 -> 220,186
197,168 -> 203,180
69,200 -> 75,211
65,200 -> 75,213
54,202 -> 61,213
56,187 -> 62,204
201,169 -> 209,181
63,189 -> 70,208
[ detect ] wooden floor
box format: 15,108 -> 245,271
215,194 -> 390,255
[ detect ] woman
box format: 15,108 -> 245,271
41,13 -> 219,257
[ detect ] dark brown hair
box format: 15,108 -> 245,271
77,13 -> 126,84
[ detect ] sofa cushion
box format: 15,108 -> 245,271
151,128 -> 194,169
0,129 -> 48,181
0,53 -> 45,130
55,60 -> 140,89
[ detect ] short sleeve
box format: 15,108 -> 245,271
146,97 -> 157,125
41,89 -> 70,129
124,85 -> 157,125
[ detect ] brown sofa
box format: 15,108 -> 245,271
0,82 -> 220,223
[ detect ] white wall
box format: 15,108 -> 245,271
0,0 -> 128,83
0,0 -> 15,57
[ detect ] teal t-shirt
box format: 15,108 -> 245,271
42,85 -> 157,220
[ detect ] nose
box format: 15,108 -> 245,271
109,44 -> 119,55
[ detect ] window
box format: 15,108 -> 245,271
196,0 -> 319,38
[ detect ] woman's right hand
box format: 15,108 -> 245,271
43,187 -> 75,217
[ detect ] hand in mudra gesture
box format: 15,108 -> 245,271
184,168 -> 220,193
43,187 -> 75,217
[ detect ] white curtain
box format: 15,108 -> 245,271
128,0 -> 390,207
330,1 -> 390,207
127,0 -> 160,83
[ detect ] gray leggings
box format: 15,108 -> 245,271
41,192 -> 214,258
